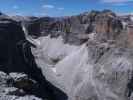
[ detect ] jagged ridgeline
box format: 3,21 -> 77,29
0,9 -> 133,100
23,10 -> 124,45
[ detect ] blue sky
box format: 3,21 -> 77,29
0,0 -> 133,16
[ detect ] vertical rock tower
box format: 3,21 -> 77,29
127,24 -> 133,47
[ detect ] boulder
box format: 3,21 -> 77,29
0,71 -> 42,100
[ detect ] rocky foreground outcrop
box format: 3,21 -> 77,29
0,71 -> 42,100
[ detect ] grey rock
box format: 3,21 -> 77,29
0,71 -> 42,100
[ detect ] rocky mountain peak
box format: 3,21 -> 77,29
102,9 -> 116,16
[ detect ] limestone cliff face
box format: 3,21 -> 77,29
127,25 -> 133,47
25,10 -> 123,44
94,10 -> 123,42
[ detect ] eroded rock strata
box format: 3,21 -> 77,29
0,10 -> 133,100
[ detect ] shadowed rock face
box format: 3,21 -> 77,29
0,15 -> 25,71
0,12 -> 68,100
27,17 -> 55,37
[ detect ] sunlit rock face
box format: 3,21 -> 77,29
94,10 -> 123,42
31,35 -> 133,100
28,10 -> 133,100
25,10 -> 123,45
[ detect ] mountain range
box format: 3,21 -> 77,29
0,9 -> 133,100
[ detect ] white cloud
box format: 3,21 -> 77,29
57,7 -> 64,10
13,5 -> 19,9
101,0 -> 133,3
42,5 -> 54,9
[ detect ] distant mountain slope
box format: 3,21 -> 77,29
23,10 -> 124,45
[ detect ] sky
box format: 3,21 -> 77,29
0,0 -> 133,17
